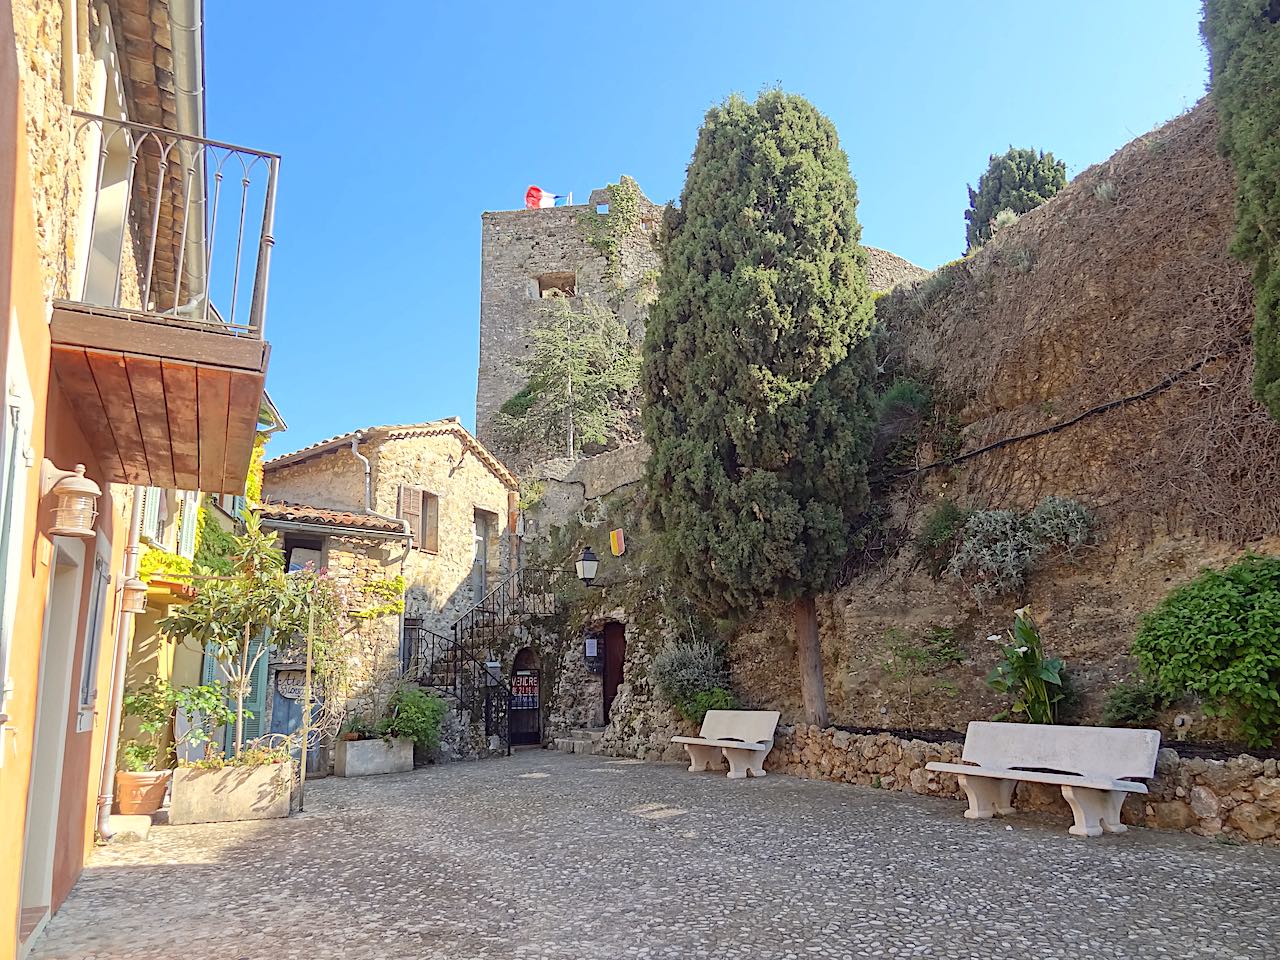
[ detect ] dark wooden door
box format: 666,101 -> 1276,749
603,621 -> 626,721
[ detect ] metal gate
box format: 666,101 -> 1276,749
509,669 -> 541,746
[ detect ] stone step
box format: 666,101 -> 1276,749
569,728 -> 605,742
553,737 -> 598,756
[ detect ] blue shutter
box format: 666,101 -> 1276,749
237,638 -> 269,746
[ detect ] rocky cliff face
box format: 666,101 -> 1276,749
731,100 -> 1280,735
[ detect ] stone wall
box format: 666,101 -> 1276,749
321,536 -> 405,720
262,446 -> 369,514
371,431 -> 514,636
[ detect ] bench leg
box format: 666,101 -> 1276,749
958,775 -> 1016,819
722,748 -> 765,780
1061,786 -> 1126,837
683,744 -> 722,773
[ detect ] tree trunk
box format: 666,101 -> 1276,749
794,594 -> 828,728
234,622 -> 249,757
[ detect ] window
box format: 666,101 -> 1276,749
139,486 -> 163,542
398,485 -> 439,554
284,538 -> 324,573
535,272 -> 576,299
78,552 -> 111,713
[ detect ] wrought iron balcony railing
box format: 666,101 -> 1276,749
60,111 -> 279,339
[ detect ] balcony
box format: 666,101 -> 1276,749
50,112 -> 279,494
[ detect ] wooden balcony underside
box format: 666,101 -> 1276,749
50,305 -> 268,494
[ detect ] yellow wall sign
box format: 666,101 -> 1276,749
609,529 -> 625,556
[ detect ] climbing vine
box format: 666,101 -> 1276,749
578,175 -> 643,283
349,575 -> 407,620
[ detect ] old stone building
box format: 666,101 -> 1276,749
261,420 -> 519,710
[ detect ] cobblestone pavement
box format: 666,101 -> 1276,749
32,750 -> 1279,960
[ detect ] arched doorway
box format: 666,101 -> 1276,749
602,622 -> 626,722
509,646 -> 542,746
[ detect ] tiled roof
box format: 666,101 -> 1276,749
256,500 -> 407,535
264,418 -> 518,489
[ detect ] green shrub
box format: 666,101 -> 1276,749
915,499 -> 972,575
651,639 -> 730,706
965,147 -> 1067,251
990,207 -> 1020,235
947,497 -> 1093,599
1101,678 -> 1164,728
382,687 -> 448,748
678,687 -> 739,724
1203,0 -> 1280,420
877,378 -> 931,419
986,608 -> 1066,724
1133,554 -> 1280,746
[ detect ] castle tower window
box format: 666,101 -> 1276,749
535,272 -> 577,299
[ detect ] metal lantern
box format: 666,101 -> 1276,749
121,576 -> 149,615
43,462 -> 101,538
575,545 -> 598,586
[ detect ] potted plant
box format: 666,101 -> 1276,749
334,688 -> 446,777
117,678 -> 173,816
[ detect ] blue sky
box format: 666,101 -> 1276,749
206,2 -> 1209,453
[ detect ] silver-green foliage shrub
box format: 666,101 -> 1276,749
650,639 -> 730,708
947,497 -> 1093,599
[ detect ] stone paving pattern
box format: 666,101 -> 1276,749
32,752 -> 1279,959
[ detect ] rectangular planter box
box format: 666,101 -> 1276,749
335,737 -> 413,777
169,763 -> 292,825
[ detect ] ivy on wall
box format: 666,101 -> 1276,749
579,175 -> 643,283
349,575 -> 407,620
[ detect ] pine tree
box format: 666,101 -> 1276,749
964,147 -> 1067,251
642,91 -> 877,727
1202,0 -> 1280,420
495,296 -> 640,461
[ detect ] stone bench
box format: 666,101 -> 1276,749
926,721 -> 1161,837
672,709 -> 780,780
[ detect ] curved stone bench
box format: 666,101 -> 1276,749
672,710 -> 780,780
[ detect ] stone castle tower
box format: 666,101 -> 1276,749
476,178 -> 662,467
476,177 -> 928,468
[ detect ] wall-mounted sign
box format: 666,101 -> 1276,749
584,636 -> 599,657
610,528 -> 625,556
276,670 -> 307,701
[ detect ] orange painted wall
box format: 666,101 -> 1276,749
0,4 -> 130,955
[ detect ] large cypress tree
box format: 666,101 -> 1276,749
1202,0 -> 1280,420
642,91 -> 876,727
963,147 -> 1067,251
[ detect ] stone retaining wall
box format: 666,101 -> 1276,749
720,724 -> 1279,845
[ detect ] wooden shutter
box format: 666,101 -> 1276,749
176,494 -> 199,558
422,492 -> 439,553
140,487 -> 161,541
238,638 -> 268,745
398,484 -> 422,549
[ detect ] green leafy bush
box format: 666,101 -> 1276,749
947,497 -> 1093,598
877,378 -> 931,419
1133,554 -> 1280,746
986,608 -> 1066,723
965,147 -> 1067,250
1101,678 -> 1164,728
915,499 -> 972,575
1202,0 -> 1280,419
381,687 -> 448,748
678,687 -> 739,724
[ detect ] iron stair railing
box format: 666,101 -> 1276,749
403,566 -> 555,754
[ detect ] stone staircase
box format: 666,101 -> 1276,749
553,728 -> 606,756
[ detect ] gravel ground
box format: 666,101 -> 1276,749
31,750 -> 1279,960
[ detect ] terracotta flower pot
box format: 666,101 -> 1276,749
116,769 -> 171,815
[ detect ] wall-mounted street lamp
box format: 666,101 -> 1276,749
575,545 -> 598,586
121,576 -> 149,615
42,461 -> 101,538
